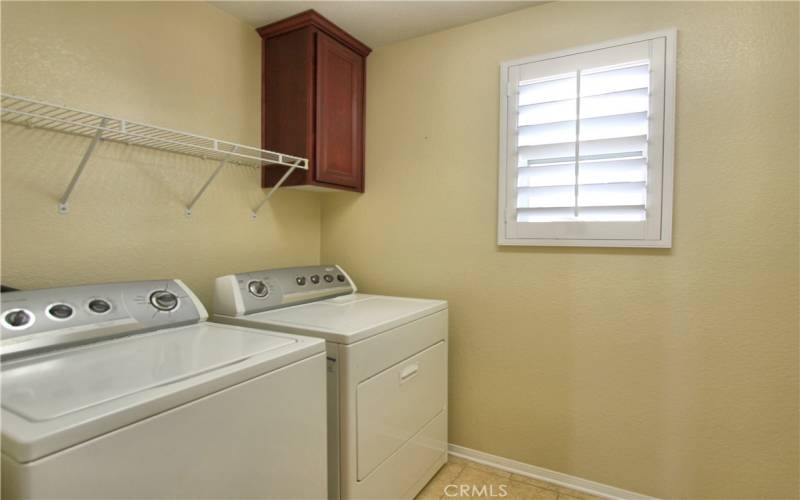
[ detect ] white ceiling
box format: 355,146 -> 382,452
212,1 -> 541,48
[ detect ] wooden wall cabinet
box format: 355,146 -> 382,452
258,10 -> 371,192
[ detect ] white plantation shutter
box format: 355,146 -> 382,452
499,32 -> 675,247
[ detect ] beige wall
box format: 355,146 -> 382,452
2,2 -> 798,498
321,2 -> 799,498
1,2 -> 321,306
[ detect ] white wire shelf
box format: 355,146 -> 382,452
0,93 -> 307,218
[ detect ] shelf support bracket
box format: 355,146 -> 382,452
58,117 -> 107,214
250,160 -> 302,220
185,147 -> 237,217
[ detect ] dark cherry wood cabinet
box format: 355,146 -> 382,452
258,10 -> 370,192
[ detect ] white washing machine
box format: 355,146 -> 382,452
213,265 -> 448,500
0,279 -> 327,500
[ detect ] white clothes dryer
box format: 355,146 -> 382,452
214,265 -> 448,500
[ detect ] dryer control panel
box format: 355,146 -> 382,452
0,280 -> 207,359
213,265 -> 356,316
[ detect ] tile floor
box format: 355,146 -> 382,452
416,455 -> 606,500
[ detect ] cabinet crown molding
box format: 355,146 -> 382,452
256,9 -> 372,57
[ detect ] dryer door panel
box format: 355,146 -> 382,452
356,341 -> 446,480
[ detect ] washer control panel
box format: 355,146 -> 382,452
214,265 -> 355,316
0,280 -> 207,359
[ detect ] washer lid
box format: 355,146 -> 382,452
4,324 -> 292,421
1,322 -> 324,463
238,294 -> 448,344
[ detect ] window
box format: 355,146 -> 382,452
498,30 -> 676,247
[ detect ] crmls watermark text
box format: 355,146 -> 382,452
444,484 -> 509,497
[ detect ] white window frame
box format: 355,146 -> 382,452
497,29 -> 677,248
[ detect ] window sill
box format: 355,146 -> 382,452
496,236 -> 672,248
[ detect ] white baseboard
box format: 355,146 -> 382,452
448,444 -> 656,500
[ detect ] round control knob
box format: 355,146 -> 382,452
310,274 -> 320,284
296,276 -> 306,286
248,280 -> 269,298
4,309 -> 32,328
88,299 -> 111,314
323,274 -> 334,283
48,303 -> 74,320
336,274 -> 346,282
149,290 -> 179,311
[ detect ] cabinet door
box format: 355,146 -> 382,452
315,32 -> 364,190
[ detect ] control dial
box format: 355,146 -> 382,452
336,274 -> 346,282
248,280 -> 269,298
296,276 -> 306,286
149,290 -> 179,311
323,274 -> 334,283
88,299 -> 111,314
310,275 -> 320,284
48,303 -> 74,320
4,309 -> 32,329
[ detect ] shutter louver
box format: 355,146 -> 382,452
514,61 -> 650,223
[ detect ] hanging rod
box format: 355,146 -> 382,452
0,93 -> 309,216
